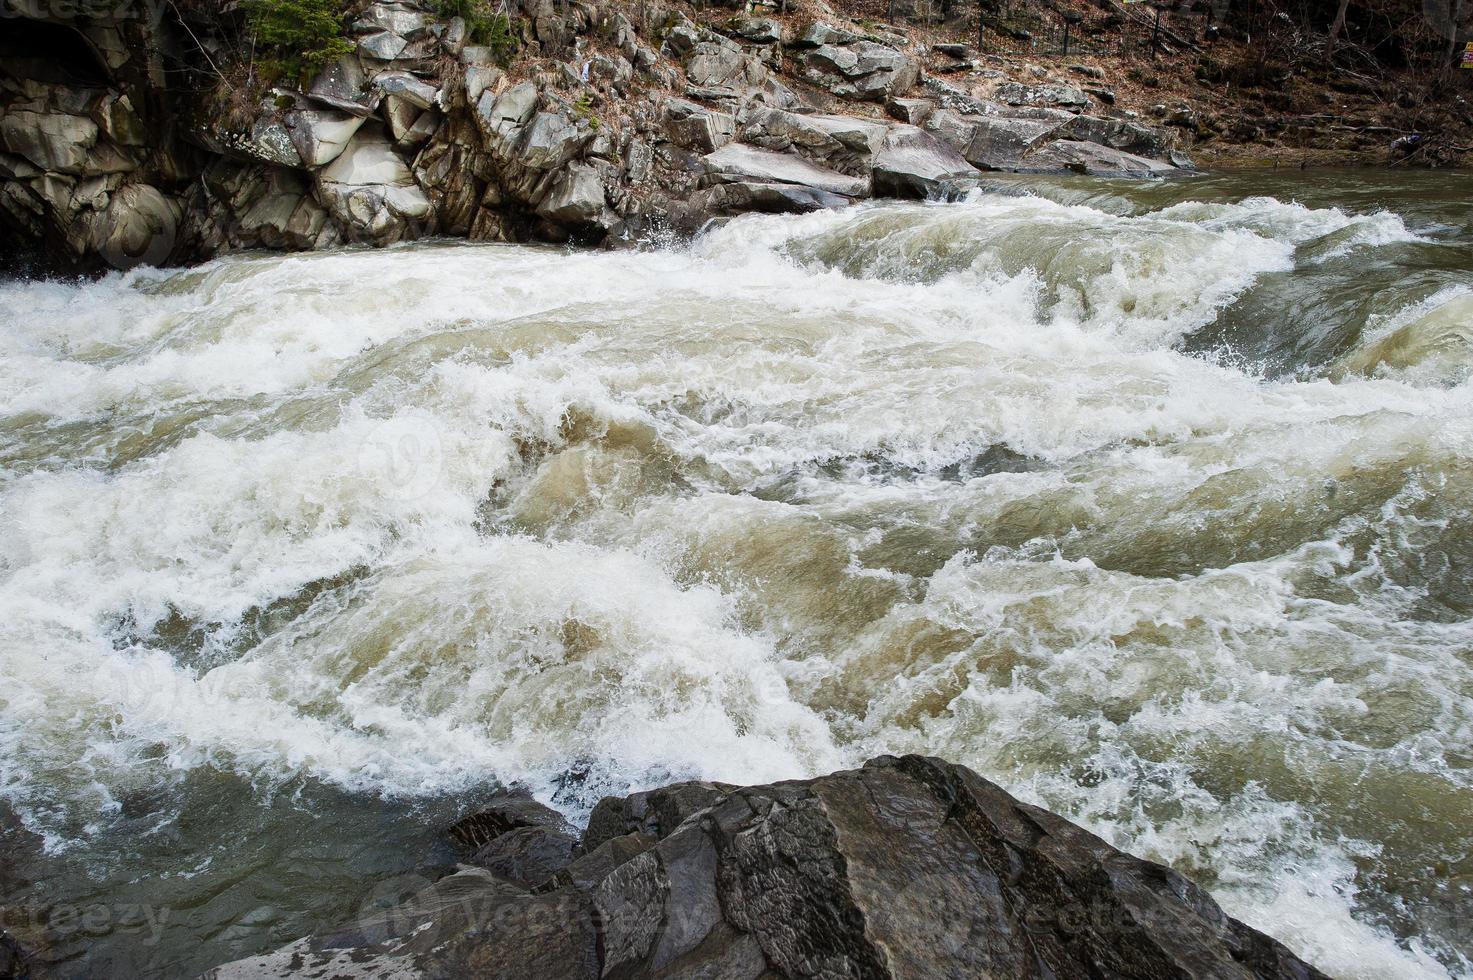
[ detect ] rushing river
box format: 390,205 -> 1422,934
1,169 -> 1471,978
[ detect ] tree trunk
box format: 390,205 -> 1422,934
1326,0 -> 1350,61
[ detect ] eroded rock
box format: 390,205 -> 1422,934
1027,138 -> 1180,177
201,756 -> 1332,980
701,142 -> 869,198
871,125 -> 979,198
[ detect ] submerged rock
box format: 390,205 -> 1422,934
201,756 -> 1329,979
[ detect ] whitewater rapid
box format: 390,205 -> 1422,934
2,173 -> 1471,977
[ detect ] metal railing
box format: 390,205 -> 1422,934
974,1 -> 1188,59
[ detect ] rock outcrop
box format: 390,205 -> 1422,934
201,756 -> 1327,980
0,930 -> 40,980
0,0 -> 1191,274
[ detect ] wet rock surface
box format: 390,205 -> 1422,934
201,756 -> 1328,980
0,931 -> 40,980
0,0 -> 1187,274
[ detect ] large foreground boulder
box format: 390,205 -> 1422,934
201,756 -> 1328,980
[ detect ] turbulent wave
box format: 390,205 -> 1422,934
1,174 -> 1471,978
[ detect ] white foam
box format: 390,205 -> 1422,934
0,190 -> 1467,974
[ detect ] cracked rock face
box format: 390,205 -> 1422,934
0,0 -> 1184,274
201,756 -> 1329,980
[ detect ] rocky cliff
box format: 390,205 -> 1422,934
200,755 -> 1326,979
0,0 -> 1191,274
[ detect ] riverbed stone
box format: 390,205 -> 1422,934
1056,114 -> 1175,159
200,756 -> 1332,980
871,124 -> 979,198
701,142 -> 869,198
926,108 -> 1063,170
468,825 -> 580,887
738,108 -> 888,175
449,790 -> 576,849
1026,138 -> 1179,177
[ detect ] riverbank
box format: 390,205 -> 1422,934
2,0 -> 1467,276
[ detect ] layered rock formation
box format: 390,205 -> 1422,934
202,756 -> 1326,980
0,0 -> 1192,274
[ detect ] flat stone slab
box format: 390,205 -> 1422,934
702,142 -> 869,198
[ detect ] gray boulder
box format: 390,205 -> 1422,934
584,780 -> 737,850
791,22 -> 861,49
685,38 -> 766,89
515,111 -> 592,171
926,108 -> 1062,170
697,179 -> 855,217
886,96 -> 934,126
662,97 -> 736,153
468,825 -> 580,887
91,182 -> 180,269
359,30 -> 410,61
535,162 -> 608,226
449,790 -> 578,849
737,108 -> 888,175
724,17 -> 782,44
373,72 -> 439,110
353,2 -> 431,38
200,868 -> 600,980
1056,114 -> 1175,160
802,40 -> 918,103
993,81 -> 1091,109
0,110 -> 99,173
232,169 -> 325,249
285,107 -> 369,167
701,143 -> 868,198
92,93 -> 146,147
306,57 -> 379,116
474,81 -> 538,147
316,125 -> 432,242
870,125 -> 979,199
1026,138 -> 1180,177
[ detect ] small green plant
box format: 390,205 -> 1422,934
247,0 -> 354,84
573,94 -> 600,129
433,0 -> 521,63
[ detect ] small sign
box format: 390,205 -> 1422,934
1463,41 -> 1473,68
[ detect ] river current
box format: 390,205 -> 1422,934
1,170 -> 1471,977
